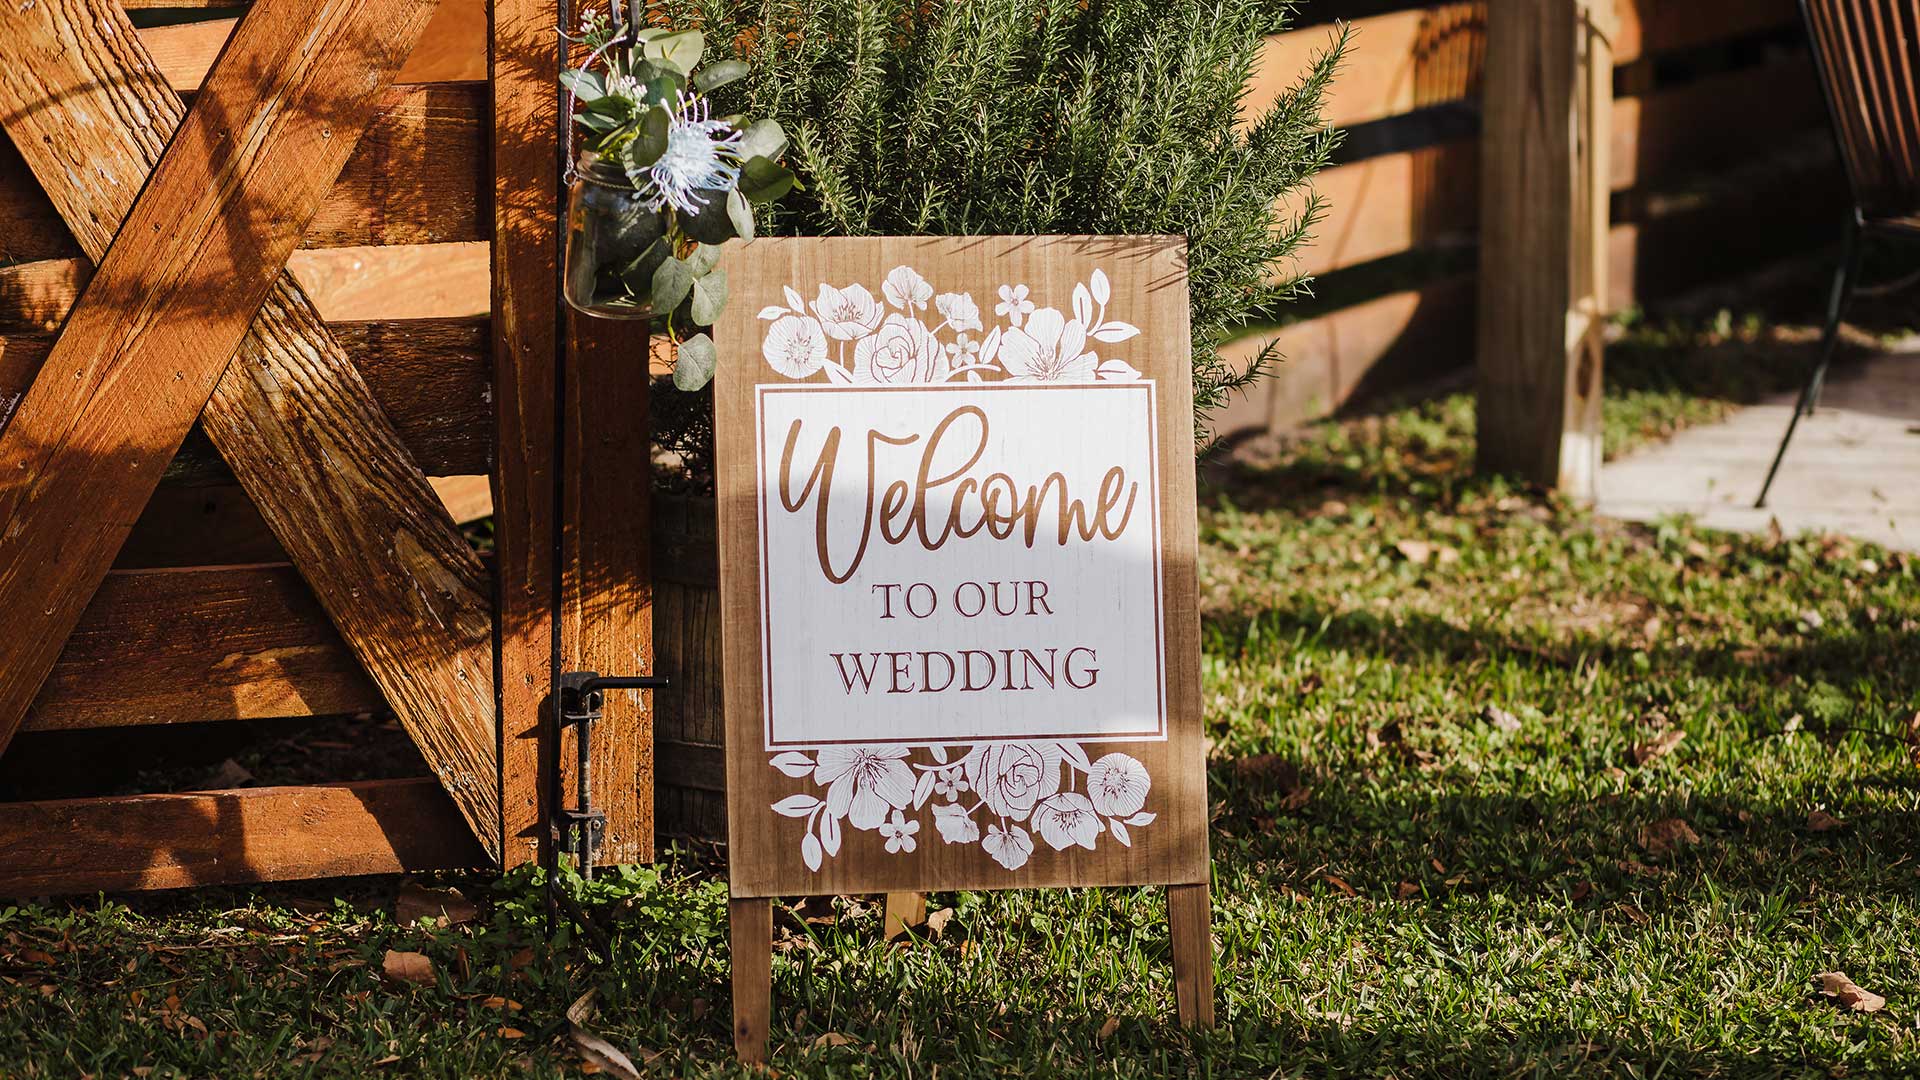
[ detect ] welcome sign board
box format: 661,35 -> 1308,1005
714,236 -> 1208,903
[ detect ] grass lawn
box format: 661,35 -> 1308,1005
3,313 -> 1919,1078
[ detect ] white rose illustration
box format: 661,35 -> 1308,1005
762,314 -> 828,378
815,745 -> 915,830
1086,753 -> 1150,817
853,314 -> 946,385
935,291 -> 983,332
982,823 -> 1034,870
811,283 -> 884,340
882,265 -> 933,311
998,307 -> 1096,383
1031,792 -> 1101,851
963,742 -> 1064,822
931,801 -> 979,844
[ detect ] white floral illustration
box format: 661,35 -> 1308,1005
757,265 -> 1156,872
756,266 -> 1141,387
770,737 -> 1158,872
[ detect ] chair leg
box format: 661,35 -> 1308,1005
1756,222 -> 1863,509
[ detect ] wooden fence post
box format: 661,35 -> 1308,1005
1475,0 -> 1613,499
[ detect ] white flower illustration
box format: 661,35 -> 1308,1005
762,314 -> 828,378
815,745 -> 915,830
882,265 -> 933,311
963,742 -> 1064,822
932,766 -> 969,800
853,314 -> 946,385
982,823 -> 1034,870
1032,792 -> 1102,851
935,291 -> 983,332
942,333 -> 981,364
811,283 -> 884,340
995,283 -> 1036,327
998,308 -> 1096,383
1086,753 -> 1150,817
931,801 -> 979,844
878,810 -> 921,854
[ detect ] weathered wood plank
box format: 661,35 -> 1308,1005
0,0 -> 502,860
562,316 -> 656,864
1474,0 -> 1609,497
3,318 -> 492,481
135,0 -> 486,91
0,780 -> 482,896
26,564 -> 381,732
0,83 -> 486,263
492,0 -> 563,868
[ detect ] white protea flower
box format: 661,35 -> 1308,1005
641,92 -> 744,215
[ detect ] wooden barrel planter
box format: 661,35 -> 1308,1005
650,492 -> 729,841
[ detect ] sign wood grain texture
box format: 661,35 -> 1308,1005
714,236 -> 1208,898
0,0 -> 502,858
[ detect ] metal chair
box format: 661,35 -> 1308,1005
1757,0 -> 1920,508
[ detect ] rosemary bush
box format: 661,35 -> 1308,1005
651,0 -> 1343,487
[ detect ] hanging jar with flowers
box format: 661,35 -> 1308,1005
560,6 -> 796,389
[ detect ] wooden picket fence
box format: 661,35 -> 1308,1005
1220,0 -> 1840,437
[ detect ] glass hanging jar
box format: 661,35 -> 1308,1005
563,152 -> 670,320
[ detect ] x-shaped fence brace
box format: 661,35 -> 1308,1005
0,0 -> 502,861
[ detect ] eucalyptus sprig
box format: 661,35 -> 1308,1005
563,8 -> 798,388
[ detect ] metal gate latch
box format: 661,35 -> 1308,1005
550,671 -> 669,877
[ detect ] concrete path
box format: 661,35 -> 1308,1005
1597,342 -> 1920,553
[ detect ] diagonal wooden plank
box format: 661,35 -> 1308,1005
0,0 -> 502,860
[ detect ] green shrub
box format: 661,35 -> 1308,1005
650,0 -> 1344,488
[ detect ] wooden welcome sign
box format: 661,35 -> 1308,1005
713,236 -> 1211,1061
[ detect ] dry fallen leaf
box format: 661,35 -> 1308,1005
571,1026 -> 645,1079
1395,881 -> 1419,901
1323,875 -> 1358,898
925,908 -> 955,939
1096,1016 -> 1121,1042
1902,711 -> 1920,770
1618,903 -> 1650,925
567,987 -> 600,1026
1569,882 -> 1593,903
1817,971 -> 1886,1012
1483,706 -> 1522,733
1631,729 -> 1686,766
812,1032 -> 856,1050
396,883 -> 478,927
1638,818 -> 1700,858
497,1027 -> 527,1040
380,950 -> 434,985
1808,810 -> 1845,833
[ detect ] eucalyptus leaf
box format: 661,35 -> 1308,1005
737,155 -> 796,204
651,255 -> 695,313
681,191 -> 739,244
584,95 -> 632,119
737,119 -> 788,161
694,59 -> 750,93
617,237 -> 670,296
645,30 -> 705,74
559,68 -> 605,101
673,333 -> 718,391
629,105 -> 671,170
575,111 -> 619,134
726,188 -> 756,241
689,267 -> 729,326
643,72 -> 685,105
686,243 -> 724,276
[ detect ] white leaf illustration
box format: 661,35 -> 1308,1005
1059,741 -> 1092,773
1091,322 -> 1140,343
1095,358 -> 1142,381
772,794 -> 822,817
802,831 -> 823,871
912,769 -> 936,809
822,363 -> 855,385
771,752 -> 815,778
1072,283 -> 1093,329
1090,268 -> 1111,306
757,305 -> 786,320
783,285 -> 806,312
928,744 -> 949,765
820,809 -> 842,856
1109,818 -> 1132,847
1125,811 -> 1157,827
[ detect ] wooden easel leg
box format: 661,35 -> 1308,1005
730,898 -> 772,1065
883,892 -> 927,940
1168,882 -> 1215,1029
